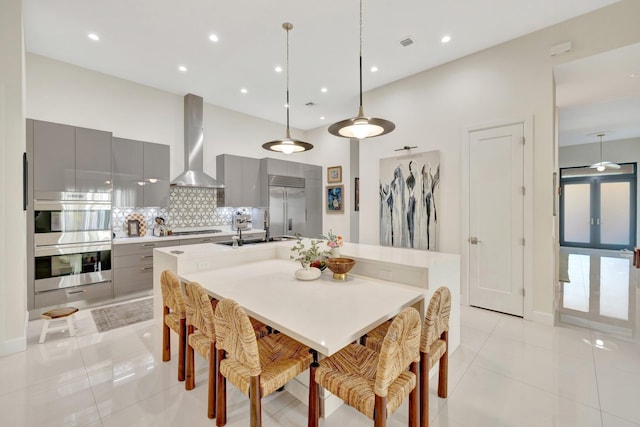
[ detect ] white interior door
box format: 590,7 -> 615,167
469,123 -> 524,316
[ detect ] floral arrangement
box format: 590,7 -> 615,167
322,229 -> 343,248
290,236 -> 328,266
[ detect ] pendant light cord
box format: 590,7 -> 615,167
599,134 -> 603,163
359,0 -> 363,109
285,23 -> 291,139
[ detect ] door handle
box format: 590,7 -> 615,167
469,237 -> 482,245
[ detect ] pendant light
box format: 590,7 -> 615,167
328,0 -> 395,139
589,133 -> 620,171
262,22 -> 313,154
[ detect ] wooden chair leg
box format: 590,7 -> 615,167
186,325 -> 195,390
216,347 -> 227,427
308,361 -> 319,427
249,375 -> 262,427
409,361 -> 419,427
208,342 -> 217,419
178,318 -> 186,381
438,331 -> 448,398
374,394 -> 387,427
162,307 -> 170,362
420,351 -> 429,427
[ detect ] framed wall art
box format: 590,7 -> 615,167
379,150 -> 440,250
355,177 -> 360,212
326,185 -> 344,213
327,166 -> 342,183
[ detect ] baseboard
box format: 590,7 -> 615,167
531,310 -> 554,326
1,335 -> 26,356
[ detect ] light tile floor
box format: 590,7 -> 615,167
2,253 -> 638,426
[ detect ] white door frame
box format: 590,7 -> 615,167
461,117 -> 534,320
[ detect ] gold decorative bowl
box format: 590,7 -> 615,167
325,257 -> 356,280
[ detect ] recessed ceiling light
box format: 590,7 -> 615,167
370,66 -> 378,72
209,34 -> 219,42
441,35 -> 451,43
240,88 -> 248,94
88,33 -> 100,41
321,87 -> 328,93
284,103 -> 289,108
178,65 -> 187,72
275,66 -> 283,73
631,72 -> 640,78
320,116 -> 325,120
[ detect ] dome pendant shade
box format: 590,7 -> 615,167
262,22 -> 313,154
328,106 -> 395,138
328,0 -> 395,139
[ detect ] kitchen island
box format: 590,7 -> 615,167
153,239 -> 460,416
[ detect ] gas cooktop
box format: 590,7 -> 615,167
170,229 -> 222,236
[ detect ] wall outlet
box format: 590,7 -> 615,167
197,261 -> 211,270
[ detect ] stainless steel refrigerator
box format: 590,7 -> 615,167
269,187 -> 306,237
268,175 -> 320,238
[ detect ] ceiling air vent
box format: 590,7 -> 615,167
400,37 -> 414,47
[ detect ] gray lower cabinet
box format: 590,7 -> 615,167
112,241 -> 175,297
112,138 -> 170,207
30,119 -> 112,194
34,281 -> 114,309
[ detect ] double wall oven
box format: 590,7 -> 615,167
30,192 -> 113,312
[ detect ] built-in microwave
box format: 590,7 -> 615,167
34,192 -> 111,247
34,243 -> 112,293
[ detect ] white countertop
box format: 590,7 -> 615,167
180,258 -> 425,356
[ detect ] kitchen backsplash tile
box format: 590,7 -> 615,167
111,187 -> 235,233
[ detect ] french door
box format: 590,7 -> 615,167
560,164 -> 637,250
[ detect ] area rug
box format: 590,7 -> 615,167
91,298 -> 154,333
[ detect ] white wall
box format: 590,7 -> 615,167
26,54 -> 326,182
310,0 -> 640,317
0,0 -> 27,355
560,137 -> 640,244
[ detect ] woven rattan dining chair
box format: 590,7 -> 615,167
213,298 -> 313,427
184,281 -> 218,419
311,306 -> 422,427
160,270 -> 187,382
365,287 -> 451,427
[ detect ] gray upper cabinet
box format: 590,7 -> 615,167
33,120 -> 75,193
143,142 -> 170,207
112,137 -> 169,208
216,154 -> 261,207
32,120 -> 111,194
75,127 -> 112,193
112,137 -> 143,207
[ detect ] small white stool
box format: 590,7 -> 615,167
39,307 -> 78,343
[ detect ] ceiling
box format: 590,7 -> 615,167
24,0 -> 623,132
555,42 -> 640,146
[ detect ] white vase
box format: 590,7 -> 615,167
330,247 -> 341,258
295,263 -> 321,281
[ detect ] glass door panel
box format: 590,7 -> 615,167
600,182 -> 631,245
563,183 -> 591,244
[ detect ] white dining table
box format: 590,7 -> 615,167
179,258 -> 426,357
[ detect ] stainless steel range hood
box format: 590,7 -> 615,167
170,94 -> 224,188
